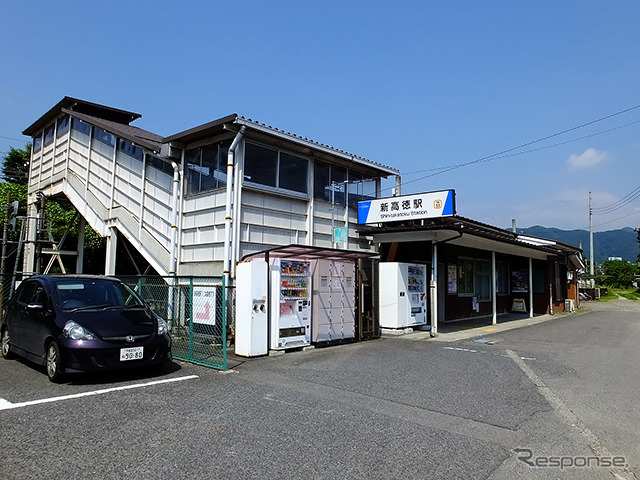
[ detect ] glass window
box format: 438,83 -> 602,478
118,139 -> 143,161
33,136 -> 43,153
185,147 -> 202,194
71,118 -> 91,136
57,115 -> 70,137
458,258 -> 474,295
313,162 -> 331,201
93,127 -> 115,147
244,142 -> 277,188
185,140 -> 230,195
147,155 -> 174,176
43,125 -> 55,146
347,172 -> 377,208
475,260 -> 491,301
279,152 -> 308,194
16,281 -> 37,305
200,144 -> 219,191
496,262 -> 509,295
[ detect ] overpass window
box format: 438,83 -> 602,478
71,118 -> 91,137
118,139 -> 143,161
244,142 -> 309,195
57,115 -> 70,137
44,125 -> 55,146
185,140 -> 230,194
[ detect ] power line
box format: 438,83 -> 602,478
589,209 -> 640,229
390,103 -> 640,192
592,185 -> 640,214
402,118 -> 640,176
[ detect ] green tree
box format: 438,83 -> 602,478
599,260 -> 638,288
2,144 -> 30,185
636,228 -> 640,263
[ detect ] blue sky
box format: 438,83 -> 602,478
2,1 -> 639,232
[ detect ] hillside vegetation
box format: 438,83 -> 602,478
519,226 -> 638,264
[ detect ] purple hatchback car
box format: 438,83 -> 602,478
1,275 -> 172,382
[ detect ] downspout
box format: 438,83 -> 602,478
223,126 -> 246,287
168,160 -> 180,329
169,161 -> 180,275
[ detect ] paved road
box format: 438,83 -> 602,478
0,299 -> 638,479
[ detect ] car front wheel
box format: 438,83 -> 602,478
1,327 -> 14,359
46,341 -> 65,383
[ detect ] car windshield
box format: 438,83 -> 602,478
55,278 -> 145,311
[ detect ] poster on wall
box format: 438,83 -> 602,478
447,264 -> 457,294
511,270 -> 529,293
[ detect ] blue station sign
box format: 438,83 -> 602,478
358,190 -> 456,224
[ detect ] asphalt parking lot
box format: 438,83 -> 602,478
1,300 -> 638,479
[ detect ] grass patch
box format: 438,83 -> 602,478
598,288 -> 640,301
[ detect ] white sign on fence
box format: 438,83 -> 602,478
193,286 -> 217,325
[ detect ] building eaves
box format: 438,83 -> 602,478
164,114 -> 400,177
23,96 -> 141,137
162,114 -> 238,144
234,116 -> 400,176
359,215 -> 583,257
62,109 -> 163,152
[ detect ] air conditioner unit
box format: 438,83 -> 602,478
564,299 -> 575,313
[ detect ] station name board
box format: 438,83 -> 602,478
358,190 -> 455,224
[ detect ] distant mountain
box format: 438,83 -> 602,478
518,226 -> 638,265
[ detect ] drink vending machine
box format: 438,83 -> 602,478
270,259 -> 312,350
235,260 -> 268,357
379,262 -> 427,328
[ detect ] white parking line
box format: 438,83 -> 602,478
443,346 -> 536,361
0,375 -> 199,411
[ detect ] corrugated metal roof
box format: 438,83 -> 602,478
25,98 -> 399,177
165,114 -> 399,176
234,116 -> 400,175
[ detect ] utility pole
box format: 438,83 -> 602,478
589,191 -> 594,288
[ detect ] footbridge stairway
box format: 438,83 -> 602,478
25,124 -> 176,276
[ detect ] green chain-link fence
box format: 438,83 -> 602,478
119,276 -> 229,370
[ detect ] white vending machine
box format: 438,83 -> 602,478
270,259 -> 312,350
379,262 -> 427,328
235,260 -> 269,357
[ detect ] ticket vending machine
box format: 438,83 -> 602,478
235,261 -> 268,357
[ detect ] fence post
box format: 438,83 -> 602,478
189,277 -> 194,360
222,276 -> 227,370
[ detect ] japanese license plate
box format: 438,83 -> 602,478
120,346 -> 144,361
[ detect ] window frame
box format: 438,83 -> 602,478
457,257 -> 475,296
243,140 -> 310,197
496,261 -> 510,295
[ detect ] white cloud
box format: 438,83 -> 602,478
567,148 -> 609,170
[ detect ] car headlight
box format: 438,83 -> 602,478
157,316 -> 169,335
63,320 -> 95,340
